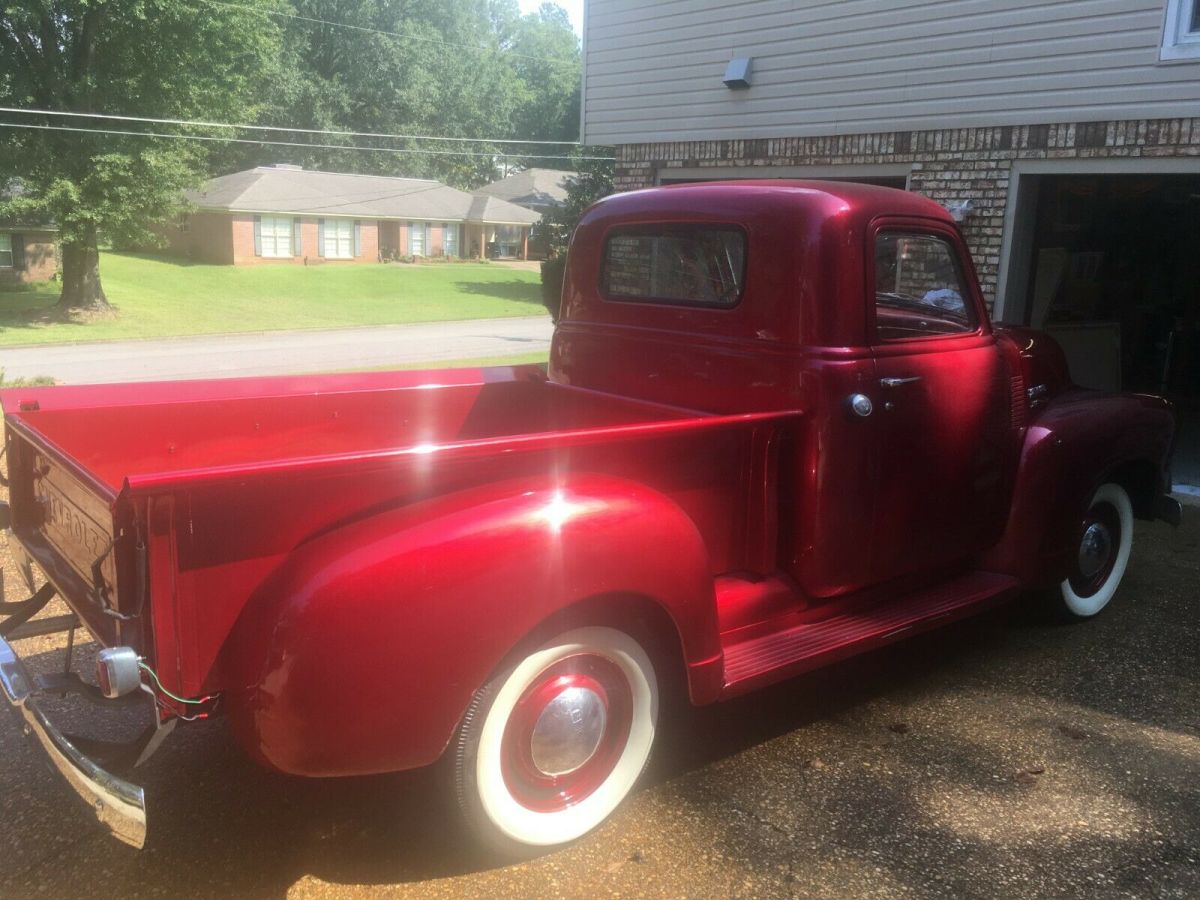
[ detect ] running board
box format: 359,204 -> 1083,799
721,571 -> 1020,697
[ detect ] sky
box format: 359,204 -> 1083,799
518,0 -> 584,37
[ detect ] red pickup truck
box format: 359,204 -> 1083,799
0,181 -> 1180,855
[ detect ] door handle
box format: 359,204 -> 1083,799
880,376 -> 923,388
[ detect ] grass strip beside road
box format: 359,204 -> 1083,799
391,351 -> 549,370
0,253 -> 547,347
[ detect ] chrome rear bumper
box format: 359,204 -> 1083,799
0,635 -> 147,848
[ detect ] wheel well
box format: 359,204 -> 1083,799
1103,459 -> 1159,521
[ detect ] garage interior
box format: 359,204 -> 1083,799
1014,173 -> 1200,489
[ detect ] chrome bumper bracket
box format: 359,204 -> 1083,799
0,635 -> 147,848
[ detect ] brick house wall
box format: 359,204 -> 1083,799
613,117 -> 1200,307
0,229 -> 57,284
186,211 -> 236,264
355,220 -> 379,263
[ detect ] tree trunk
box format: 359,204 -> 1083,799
57,229 -> 109,311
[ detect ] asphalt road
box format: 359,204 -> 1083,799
0,316 -> 554,384
1,508 -> 1197,898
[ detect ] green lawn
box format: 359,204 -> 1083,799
0,253 -> 547,347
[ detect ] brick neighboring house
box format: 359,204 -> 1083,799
475,168 -> 572,259
582,0 -> 1200,487
168,165 -> 541,264
0,224 -> 57,286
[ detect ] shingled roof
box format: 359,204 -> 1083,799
188,165 -> 541,225
475,168 -> 571,210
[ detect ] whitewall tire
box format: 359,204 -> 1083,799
455,626 -> 658,856
1057,482 -> 1134,619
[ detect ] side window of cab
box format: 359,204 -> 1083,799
873,231 -> 977,341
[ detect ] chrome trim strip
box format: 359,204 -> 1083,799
0,635 -> 147,848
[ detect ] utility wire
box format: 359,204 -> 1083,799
198,0 -> 578,66
0,106 -> 583,147
0,121 -> 615,161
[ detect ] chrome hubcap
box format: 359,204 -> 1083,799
529,686 -> 607,777
1078,521 -> 1113,579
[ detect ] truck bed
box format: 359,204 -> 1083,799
3,365 -> 801,694
3,366 -> 704,496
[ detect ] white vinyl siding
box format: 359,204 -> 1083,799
583,0 -> 1200,144
0,234 -> 11,268
260,215 -> 292,258
324,219 -> 353,259
443,223 -> 459,256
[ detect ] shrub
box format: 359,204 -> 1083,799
540,254 -> 567,322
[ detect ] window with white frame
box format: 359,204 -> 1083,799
324,219 -> 353,258
443,223 -> 459,257
260,215 -> 292,257
0,234 -> 11,268
410,222 -> 428,256
1162,0 -> 1200,59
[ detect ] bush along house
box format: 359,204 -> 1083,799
0,223 -> 57,286
166,165 -> 542,264
580,0 -> 1200,492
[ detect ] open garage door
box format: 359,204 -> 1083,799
1009,173 -> 1200,490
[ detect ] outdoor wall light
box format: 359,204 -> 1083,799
723,57 -> 753,89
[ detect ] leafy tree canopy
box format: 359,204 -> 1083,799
215,0 -> 582,186
0,0 -> 286,308
0,0 -> 582,310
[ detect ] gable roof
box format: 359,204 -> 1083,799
474,168 -> 571,209
188,166 -> 540,225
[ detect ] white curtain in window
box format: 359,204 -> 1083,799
443,223 -> 458,256
324,219 -> 353,259
0,234 -> 11,268
260,215 -> 292,258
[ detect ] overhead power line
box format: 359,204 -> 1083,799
0,121 -> 615,161
0,107 -> 583,147
199,0 -> 578,66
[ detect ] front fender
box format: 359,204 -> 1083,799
223,474 -> 719,777
981,389 -> 1175,587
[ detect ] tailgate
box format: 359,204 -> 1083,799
4,426 -> 138,648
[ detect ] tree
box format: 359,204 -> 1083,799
0,1 -> 283,310
504,3 -> 582,173
540,151 -> 614,320
247,1 -> 581,189
545,152 -> 614,255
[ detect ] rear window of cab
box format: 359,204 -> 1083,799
600,226 -> 746,308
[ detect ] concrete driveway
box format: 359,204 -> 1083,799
0,316 -> 554,384
1,509 -> 1197,898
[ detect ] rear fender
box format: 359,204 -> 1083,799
981,390 -> 1175,588
223,474 -> 719,777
